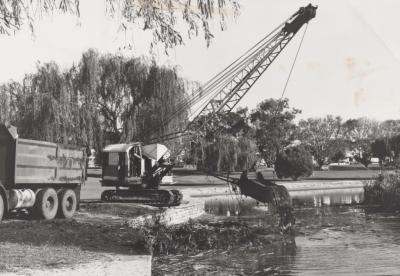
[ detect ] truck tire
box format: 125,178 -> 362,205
34,188 -> 59,220
0,195 -> 4,222
57,189 -> 77,219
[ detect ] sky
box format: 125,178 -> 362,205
0,0 -> 399,121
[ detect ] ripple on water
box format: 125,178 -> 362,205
155,189 -> 400,275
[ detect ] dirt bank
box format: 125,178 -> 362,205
0,203 -> 153,273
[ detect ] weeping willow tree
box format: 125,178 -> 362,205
0,81 -> 20,123
195,135 -> 257,172
1,0 -> 240,50
2,62 -> 103,149
122,63 -> 189,153
193,108 -> 258,172
236,137 -> 258,171
74,49 -> 189,148
0,49 -> 190,158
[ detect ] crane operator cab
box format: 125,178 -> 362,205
101,142 -> 171,190
101,143 -> 145,189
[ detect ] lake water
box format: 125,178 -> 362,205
154,188 -> 400,275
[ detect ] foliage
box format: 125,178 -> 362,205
371,139 -> 391,165
0,0 -> 79,35
331,149 -> 346,163
380,120 -> 400,138
193,108 -> 257,172
251,98 -> 300,165
275,145 -> 313,180
296,115 -> 342,168
389,134 -> 400,158
342,117 -> 381,143
0,62 -> 102,148
364,171 -> 400,211
0,0 -> 240,50
236,136 -> 258,171
354,151 -> 372,167
0,49 -> 189,156
195,134 -> 257,172
106,0 -> 241,50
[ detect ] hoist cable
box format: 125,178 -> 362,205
147,32 -> 282,141
251,23 -> 310,172
279,23 -> 309,101
144,17 -> 293,142
149,31 -> 285,143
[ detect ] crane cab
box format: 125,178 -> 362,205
101,143 -> 170,189
101,143 -> 144,188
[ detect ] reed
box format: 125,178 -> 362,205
364,171 -> 400,210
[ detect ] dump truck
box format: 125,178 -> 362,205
0,124 -> 86,221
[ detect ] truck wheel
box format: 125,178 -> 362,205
34,188 -> 59,220
0,195 -> 4,222
57,189 -> 77,219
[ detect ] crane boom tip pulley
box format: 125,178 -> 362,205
284,4 -> 317,34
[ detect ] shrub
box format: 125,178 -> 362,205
275,145 -> 313,180
364,171 -> 400,211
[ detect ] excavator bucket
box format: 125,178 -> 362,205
237,171 -> 291,206
237,171 -> 295,230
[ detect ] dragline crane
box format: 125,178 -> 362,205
100,4 -> 317,206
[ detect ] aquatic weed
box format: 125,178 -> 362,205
364,171 -> 400,211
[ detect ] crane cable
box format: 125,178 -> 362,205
151,21 -> 309,144
279,23 -> 309,102
229,23 -> 311,206
145,15 -> 295,142
146,32 -> 282,142
252,22 -> 310,180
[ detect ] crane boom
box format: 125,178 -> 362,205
193,5 -> 316,122
149,4 -> 317,144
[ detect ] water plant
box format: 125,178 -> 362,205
140,217 -> 286,256
364,171 -> 400,211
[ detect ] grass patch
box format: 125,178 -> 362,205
328,164 -> 367,171
0,218 -> 148,272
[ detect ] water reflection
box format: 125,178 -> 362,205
204,196 -> 261,216
291,188 -> 364,208
158,188 -> 400,275
204,188 -> 366,216
288,206 -> 400,276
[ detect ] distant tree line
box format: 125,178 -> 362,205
190,98 -> 400,172
297,116 -> 400,168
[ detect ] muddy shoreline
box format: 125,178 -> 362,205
152,204 -> 400,276
0,169 -> 395,275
